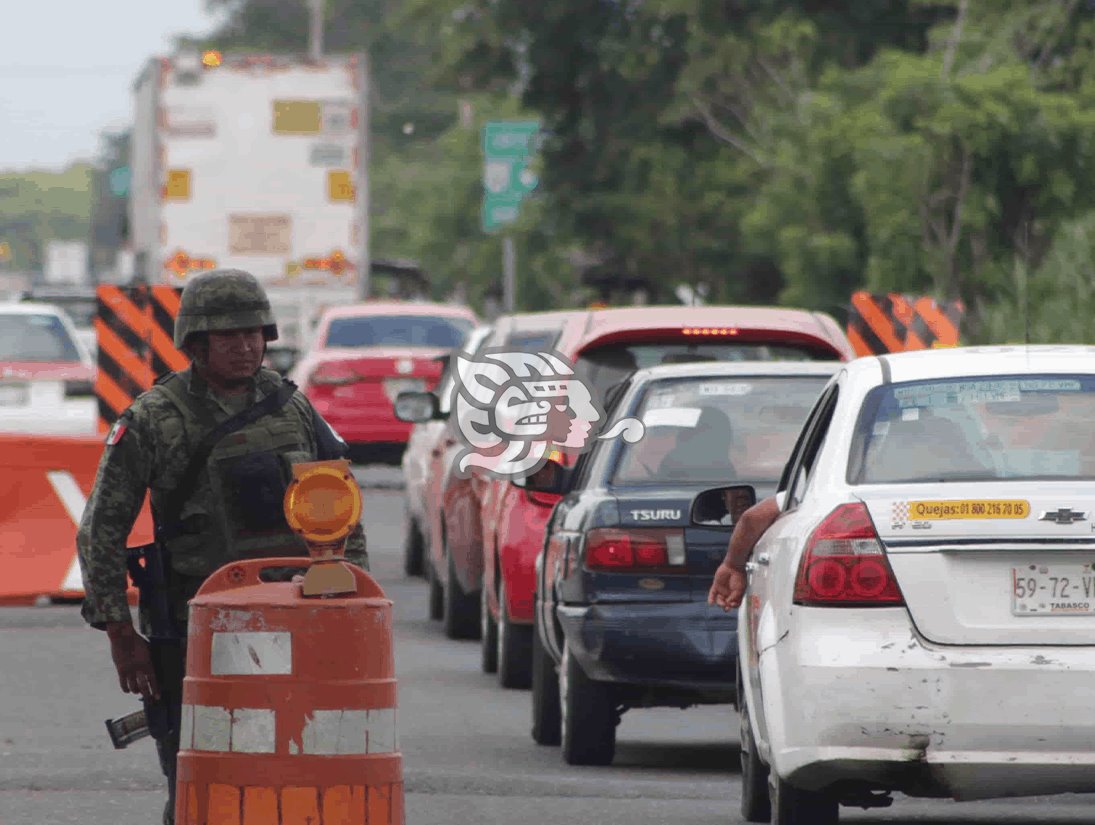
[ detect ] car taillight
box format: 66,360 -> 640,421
64,379 -> 95,398
310,363 -> 360,386
793,502 -> 904,606
584,527 -> 686,571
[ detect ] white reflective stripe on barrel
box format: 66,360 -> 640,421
210,631 -> 292,675
181,704 -> 398,755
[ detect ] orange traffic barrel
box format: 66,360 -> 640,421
174,557 -> 403,824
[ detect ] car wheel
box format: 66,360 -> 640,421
442,543 -> 480,640
530,606 -> 561,746
739,692 -> 771,822
426,554 -> 443,622
402,514 -> 425,578
559,640 -> 616,766
496,580 -> 532,689
480,586 -> 498,674
769,773 -> 839,825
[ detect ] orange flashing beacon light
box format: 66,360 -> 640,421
283,459 -> 363,597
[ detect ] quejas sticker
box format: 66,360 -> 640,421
892,499 -> 1031,528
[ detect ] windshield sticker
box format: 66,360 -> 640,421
894,379 -> 1083,408
895,381 -> 1023,407
642,407 -> 702,428
904,500 -> 1031,521
873,421 -> 890,437
901,407 -> 920,422
699,382 -> 753,396
646,392 -> 679,410
1018,379 -> 1082,392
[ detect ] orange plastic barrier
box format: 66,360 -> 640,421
0,434 -> 152,605
176,558 -> 404,825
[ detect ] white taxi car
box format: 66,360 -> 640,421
0,302 -> 97,435
739,345 -> 1095,824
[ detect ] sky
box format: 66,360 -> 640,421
1,1 -> 225,172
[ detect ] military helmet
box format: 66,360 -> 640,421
173,268 -> 278,349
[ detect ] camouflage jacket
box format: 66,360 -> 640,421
77,366 -> 368,630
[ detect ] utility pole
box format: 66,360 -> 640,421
502,236 -> 516,313
308,0 -> 324,61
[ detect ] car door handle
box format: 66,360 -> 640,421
744,561 -> 758,574
755,553 -> 771,566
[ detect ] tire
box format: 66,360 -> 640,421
530,607 -> 561,746
426,555 -> 443,622
496,580 -> 532,689
480,586 -> 498,674
442,544 -> 480,640
559,641 -> 616,766
402,514 -> 425,578
739,693 -> 771,822
769,773 -> 839,825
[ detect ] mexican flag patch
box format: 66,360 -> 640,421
105,418 -> 129,446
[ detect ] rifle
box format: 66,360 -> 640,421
103,379 -> 299,748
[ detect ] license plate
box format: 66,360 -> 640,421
383,378 -> 425,403
1012,564 -> 1095,615
0,383 -> 29,406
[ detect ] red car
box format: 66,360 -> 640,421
419,314 -> 580,645
474,306 -> 857,687
400,324 -> 494,578
292,301 -> 477,464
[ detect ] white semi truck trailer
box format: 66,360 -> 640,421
130,48 -> 369,353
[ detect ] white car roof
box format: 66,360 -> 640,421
0,301 -> 95,366
853,345 -> 1095,384
631,360 -> 841,383
0,302 -> 70,317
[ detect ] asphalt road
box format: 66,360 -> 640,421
1,465 -> 1093,824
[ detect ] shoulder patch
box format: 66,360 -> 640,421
105,415 -> 131,446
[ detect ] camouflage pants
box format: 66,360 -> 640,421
150,638 -> 187,825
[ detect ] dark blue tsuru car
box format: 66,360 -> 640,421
526,360 -> 838,765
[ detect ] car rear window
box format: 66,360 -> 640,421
848,374 -> 1095,484
0,314 -> 81,362
610,376 -> 829,485
576,342 -> 831,401
326,315 -> 474,348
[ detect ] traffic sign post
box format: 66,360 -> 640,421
482,120 -> 540,312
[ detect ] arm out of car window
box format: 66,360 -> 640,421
707,496 -> 781,612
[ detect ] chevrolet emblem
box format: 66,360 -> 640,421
1038,508 -> 1088,525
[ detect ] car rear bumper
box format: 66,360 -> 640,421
762,607 -> 1095,800
321,413 -> 412,445
557,601 -> 737,692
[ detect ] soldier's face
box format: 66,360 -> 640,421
205,327 -> 265,384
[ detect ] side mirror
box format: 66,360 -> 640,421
514,458 -> 569,495
691,484 -> 757,526
394,391 -> 441,423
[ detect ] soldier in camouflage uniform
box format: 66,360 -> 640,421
77,269 -> 368,824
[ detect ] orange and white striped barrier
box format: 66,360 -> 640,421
0,434 -> 152,605
175,557 -> 403,824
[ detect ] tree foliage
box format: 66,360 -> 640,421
78,0 -> 1095,332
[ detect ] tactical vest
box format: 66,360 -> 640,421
150,370 -> 312,577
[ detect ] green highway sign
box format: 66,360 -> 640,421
482,120 -> 540,233
483,121 -> 540,158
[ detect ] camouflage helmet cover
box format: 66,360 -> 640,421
174,268 -> 278,348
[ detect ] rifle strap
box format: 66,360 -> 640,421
157,378 -> 299,537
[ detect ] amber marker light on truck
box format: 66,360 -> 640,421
284,459 -> 363,596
